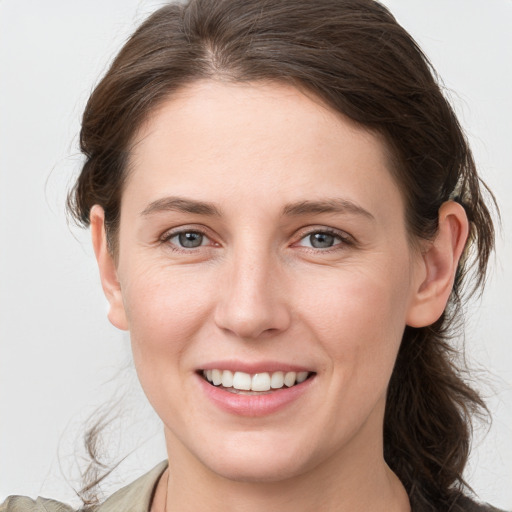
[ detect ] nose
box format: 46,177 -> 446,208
213,248 -> 291,340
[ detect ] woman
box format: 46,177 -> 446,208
1,0 -> 508,511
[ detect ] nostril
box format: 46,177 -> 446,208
213,303 -> 292,340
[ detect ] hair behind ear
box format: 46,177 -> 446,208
385,201 -> 487,509
384,322 -> 487,510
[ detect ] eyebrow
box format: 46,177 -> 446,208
282,198 -> 375,220
141,197 -> 222,217
140,196 -> 374,221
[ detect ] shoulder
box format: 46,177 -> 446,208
95,461 -> 168,512
0,461 -> 167,512
0,496 -> 74,512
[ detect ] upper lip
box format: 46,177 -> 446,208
199,360 -> 314,374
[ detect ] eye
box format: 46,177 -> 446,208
167,230 -> 211,249
296,230 -> 346,249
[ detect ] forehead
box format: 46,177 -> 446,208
125,80 -> 403,222
131,80 -> 385,164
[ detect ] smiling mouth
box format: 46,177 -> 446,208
201,369 -> 314,394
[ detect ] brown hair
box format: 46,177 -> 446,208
68,0 -> 496,509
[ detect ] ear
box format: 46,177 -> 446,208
90,205 -> 129,331
406,201 -> 469,328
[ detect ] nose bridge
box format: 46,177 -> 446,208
214,239 -> 290,339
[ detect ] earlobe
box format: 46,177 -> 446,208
406,201 -> 469,328
90,205 -> 129,331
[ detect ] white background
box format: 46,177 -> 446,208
0,0 -> 511,509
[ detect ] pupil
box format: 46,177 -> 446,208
310,232 -> 334,248
179,232 -> 203,248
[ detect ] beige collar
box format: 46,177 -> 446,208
96,461 -> 168,512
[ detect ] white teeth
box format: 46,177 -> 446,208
203,369 -> 311,391
251,373 -> 271,392
284,371 -> 296,387
233,371 -> 252,390
296,371 -> 309,383
212,369 -> 222,386
270,371 -> 284,389
221,370 -> 233,387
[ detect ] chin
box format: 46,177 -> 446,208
194,432 -> 321,484
208,456 -> 309,483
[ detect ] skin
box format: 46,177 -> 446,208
91,81 -> 468,512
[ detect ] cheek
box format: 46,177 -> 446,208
297,262 -> 412,379
119,264 -> 217,428
120,264 -> 213,366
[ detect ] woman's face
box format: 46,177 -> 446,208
104,81 -> 427,482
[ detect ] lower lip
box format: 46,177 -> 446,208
197,374 -> 315,417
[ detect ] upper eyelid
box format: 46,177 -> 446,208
160,225 -> 213,241
294,232 -> 349,250
293,225 -> 354,242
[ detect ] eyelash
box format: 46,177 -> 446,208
160,227 -> 217,252
293,228 -> 353,252
159,227 -> 354,253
